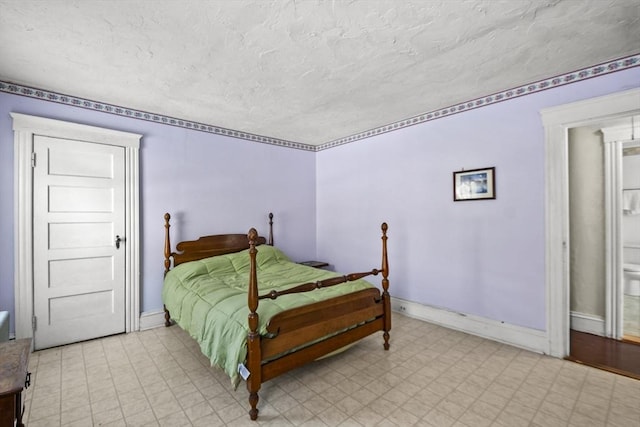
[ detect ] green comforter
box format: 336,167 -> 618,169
162,245 -> 374,385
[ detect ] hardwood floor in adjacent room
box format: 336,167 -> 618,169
567,329 -> 640,381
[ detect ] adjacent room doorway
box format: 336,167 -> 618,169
541,88 -> 640,378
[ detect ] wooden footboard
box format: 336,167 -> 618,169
245,223 -> 390,421
261,288 -> 385,380
262,288 -> 383,359
263,316 -> 386,382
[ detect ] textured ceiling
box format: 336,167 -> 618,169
0,0 -> 639,146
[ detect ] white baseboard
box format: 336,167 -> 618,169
391,297 -> 548,354
139,310 -> 166,330
569,311 -> 605,336
140,300 -> 551,353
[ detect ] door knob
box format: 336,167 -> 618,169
115,235 -> 124,249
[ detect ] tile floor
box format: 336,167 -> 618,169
23,313 -> 640,426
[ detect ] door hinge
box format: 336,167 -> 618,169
31,152 -> 36,168
32,315 -> 37,331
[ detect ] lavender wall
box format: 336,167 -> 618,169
0,92 -> 317,333
316,67 -> 640,332
1,67 -> 638,337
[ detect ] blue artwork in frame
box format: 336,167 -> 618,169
453,167 -> 496,201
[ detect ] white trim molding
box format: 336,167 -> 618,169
139,310 -> 166,331
570,311 -> 605,336
602,120 -> 640,339
602,132 -> 623,339
391,297 -> 547,354
540,88 -> 640,358
11,113 -> 142,340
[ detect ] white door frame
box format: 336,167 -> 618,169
602,133 -> 624,340
12,113 -> 141,340
541,88 -> 640,357
602,124 -> 640,339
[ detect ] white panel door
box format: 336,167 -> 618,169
33,135 -> 126,349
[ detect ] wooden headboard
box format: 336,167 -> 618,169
163,212 -> 274,274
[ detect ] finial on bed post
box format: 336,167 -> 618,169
268,212 -> 274,246
247,228 -> 262,420
381,222 -> 391,350
164,213 -> 172,276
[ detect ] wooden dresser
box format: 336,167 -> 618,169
0,339 -> 31,427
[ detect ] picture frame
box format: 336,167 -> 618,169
453,167 -> 496,201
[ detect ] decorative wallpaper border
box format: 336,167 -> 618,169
316,53 -> 640,151
0,81 -> 313,151
1,53 -> 638,152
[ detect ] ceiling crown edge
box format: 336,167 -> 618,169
1,53 -> 638,152
0,80 -> 314,151
315,53 -> 640,151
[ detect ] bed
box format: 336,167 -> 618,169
162,213 -> 391,421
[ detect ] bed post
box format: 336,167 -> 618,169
163,213 -> 172,276
247,228 -> 262,420
163,213 -> 172,327
268,212 -> 274,246
381,222 -> 391,350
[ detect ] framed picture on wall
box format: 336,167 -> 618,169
453,167 -> 496,201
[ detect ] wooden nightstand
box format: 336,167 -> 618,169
0,338 -> 31,427
299,261 -> 329,269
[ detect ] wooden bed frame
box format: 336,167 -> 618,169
162,213 -> 391,421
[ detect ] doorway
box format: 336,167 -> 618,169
541,89 -> 640,377
12,113 -> 141,345
541,88 -> 640,356
566,120 -> 640,340
567,125 -> 606,338
565,117 -> 640,378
